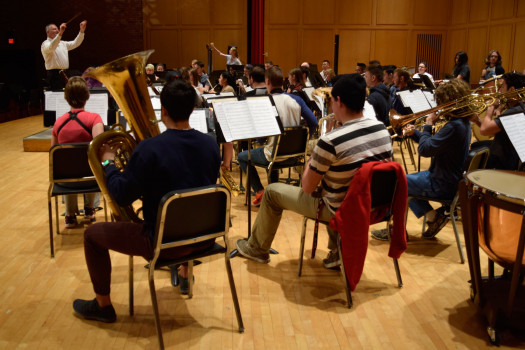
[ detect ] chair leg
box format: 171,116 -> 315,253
224,253 -> 245,333
405,138 -> 416,171
102,196 -> 108,222
393,258 -> 403,287
450,213 -> 465,264
337,236 -> 352,308
48,196 -> 54,258
129,256 -> 134,316
398,140 -> 409,174
148,268 -> 165,350
188,260 -> 194,299
55,197 -> 60,235
298,216 -> 308,277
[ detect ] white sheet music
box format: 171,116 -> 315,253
189,109 -> 208,134
303,87 -> 315,102
219,92 -> 235,96
422,90 -> 437,108
85,94 -> 109,125
500,112 -> 525,162
362,100 -> 378,120
45,91 -> 109,124
151,96 -> 161,110
398,89 -> 432,113
212,97 -> 281,142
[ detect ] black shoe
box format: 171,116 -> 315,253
178,274 -> 194,295
371,228 -> 389,241
422,211 -> 449,239
73,298 -> 116,323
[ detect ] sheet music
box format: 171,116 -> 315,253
219,91 -> 235,96
303,87 -> 315,102
150,96 -> 161,110
189,109 -> 208,134
244,86 -> 254,93
398,89 -> 432,113
499,112 -> 525,162
212,97 -> 281,142
45,91 -> 109,124
85,94 -> 109,125
422,90 -> 437,108
362,101 -> 378,120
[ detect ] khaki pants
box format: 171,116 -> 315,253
248,182 -> 338,253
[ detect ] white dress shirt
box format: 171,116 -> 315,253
41,32 -> 85,70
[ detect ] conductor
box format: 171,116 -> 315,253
41,19 -> 87,90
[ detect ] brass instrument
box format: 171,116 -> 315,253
220,165 -> 242,197
85,50 -> 160,222
389,94 -> 494,137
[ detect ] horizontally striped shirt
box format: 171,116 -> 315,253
310,116 -> 393,213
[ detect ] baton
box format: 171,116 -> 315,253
65,12 -> 82,25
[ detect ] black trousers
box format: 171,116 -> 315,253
47,69 -> 65,90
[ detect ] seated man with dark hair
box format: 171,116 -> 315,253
364,64 -> 390,126
471,72 -> 525,170
236,74 -> 393,268
390,68 -> 411,115
244,66 -> 267,96
72,80 -> 221,323
356,63 -> 366,75
374,79 -> 472,240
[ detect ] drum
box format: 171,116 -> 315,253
465,169 -> 525,267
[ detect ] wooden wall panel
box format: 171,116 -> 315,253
180,0 -> 210,25
338,30 -> 371,74
148,0 -> 180,26
267,0 -> 301,24
512,21 -> 525,72
469,0 -> 490,22
451,0 -> 469,25
210,29 -> 245,64
150,30 -> 179,68
519,0 -> 525,17
490,0 -> 516,20
180,30 -> 211,68
488,25 -> 513,71
266,29 -> 300,73
413,0 -> 449,26
304,0 -> 335,24
445,29 -> 467,73
467,27 -> 488,82
302,30 -> 335,67
376,0 -> 410,25
375,30 -> 408,66
211,0 -> 244,25
337,0 -> 373,25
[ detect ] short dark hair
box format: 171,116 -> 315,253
195,61 -> 205,68
394,68 -> 410,82
221,71 -> 236,87
266,66 -> 283,87
366,64 -> 383,81
357,63 -> 366,70
502,72 -> 525,90
331,74 -> 366,112
249,66 -> 265,83
384,65 -> 397,74
369,60 -> 381,66
160,80 -> 196,122
64,76 -> 90,108
323,59 -> 330,65
244,63 -> 254,71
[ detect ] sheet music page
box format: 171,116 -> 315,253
189,109 -> 208,133
85,94 -> 109,125
363,100 -> 378,120
499,112 -> 525,162
244,86 -> 254,93
148,87 -> 156,96
157,119 -> 167,133
44,91 -> 61,111
303,87 -> 315,102
211,101 -> 234,142
221,101 -> 255,140
312,94 -> 325,118
150,95 -> 161,110
398,89 -> 431,113
246,98 -> 282,138
219,92 -> 235,96
422,90 -> 437,108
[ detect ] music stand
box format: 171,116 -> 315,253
419,74 -> 435,90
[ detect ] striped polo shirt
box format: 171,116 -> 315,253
309,116 -> 393,213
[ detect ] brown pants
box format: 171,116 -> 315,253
84,221 -> 214,295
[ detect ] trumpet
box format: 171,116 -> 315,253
389,94 -> 494,137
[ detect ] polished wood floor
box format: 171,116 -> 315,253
1,115 -> 524,349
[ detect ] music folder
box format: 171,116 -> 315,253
211,95 -> 283,142
499,112 -> 525,163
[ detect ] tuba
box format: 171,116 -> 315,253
86,50 -> 160,222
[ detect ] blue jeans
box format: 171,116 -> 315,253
406,171 -> 455,218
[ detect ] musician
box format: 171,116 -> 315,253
287,67 -> 309,105
210,43 -> 242,66
155,63 -> 165,72
42,20 -> 87,90
235,74 -> 393,268
383,65 -> 397,89
481,50 -> 505,81
374,79 -> 472,240
413,62 -> 434,82
364,64 -> 390,126
243,66 -> 267,96
324,69 -> 335,87
452,51 -> 470,84
51,77 -> 104,228
265,61 -> 274,70
237,66 -> 317,206
390,68 -> 411,115
356,63 -> 366,75
209,71 -> 236,95
471,72 -> 525,170
195,61 -> 211,91
72,80 -> 221,323
320,60 -> 331,83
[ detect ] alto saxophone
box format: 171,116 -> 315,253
220,166 -> 243,197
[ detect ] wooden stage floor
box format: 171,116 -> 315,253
1,115 -> 524,349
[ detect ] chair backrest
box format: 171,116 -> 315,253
153,185 -> 230,252
271,126 -> 309,163
465,147 -> 490,172
370,170 -> 398,211
49,143 -> 95,183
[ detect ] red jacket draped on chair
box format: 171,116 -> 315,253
329,161 -> 408,291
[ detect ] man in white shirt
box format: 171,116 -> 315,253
41,20 -> 87,90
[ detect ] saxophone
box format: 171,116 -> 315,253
85,50 -> 159,222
